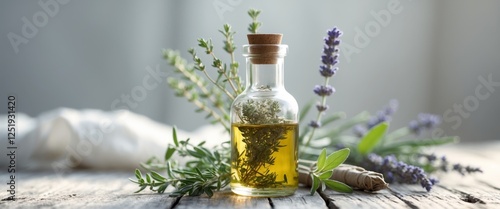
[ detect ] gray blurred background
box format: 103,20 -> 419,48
1,0 -> 499,142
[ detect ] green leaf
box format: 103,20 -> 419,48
135,169 -> 142,180
378,136 -> 458,154
315,149 -> 327,172
358,122 -> 388,155
204,187 -> 214,197
323,179 -> 353,193
310,174 -> 321,195
195,168 -> 207,180
318,170 -> 333,180
150,171 -> 166,182
158,184 -> 168,193
323,148 -> 350,171
134,185 -> 147,193
173,127 -> 179,147
164,146 -> 176,161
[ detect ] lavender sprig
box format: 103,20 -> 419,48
408,113 -> 441,135
353,99 -> 398,137
302,27 -> 342,153
418,154 -> 483,175
365,153 -> 436,192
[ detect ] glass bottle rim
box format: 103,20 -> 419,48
243,44 -> 288,57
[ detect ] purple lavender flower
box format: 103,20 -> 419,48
353,99 -> 398,137
452,164 -> 483,176
417,153 -> 482,175
364,153 -> 435,192
318,27 -> 341,79
309,120 -> 321,128
308,27 -> 341,129
353,125 -> 367,138
313,85 -> 335,96
316,103 -> 329,112
367,99 -> 399,129
408,113 -> 441,135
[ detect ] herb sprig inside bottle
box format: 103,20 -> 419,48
230,34 -> 299,197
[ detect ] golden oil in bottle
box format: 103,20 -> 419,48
230,123 -> 298,196
230,34 -> 299,196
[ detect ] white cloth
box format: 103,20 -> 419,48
0,108 -> 226,172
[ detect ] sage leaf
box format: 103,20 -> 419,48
310,174 -> 321,195
318,170 -> 333,180
358,122 -> 388,155
316,148 -> 327,172
323,179 -> 353,193
323,148 -> 350,171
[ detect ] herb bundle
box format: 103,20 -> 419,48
130,8 -> 481,197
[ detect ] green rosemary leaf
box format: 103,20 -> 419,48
166,162 -> 174,179
135,185 -> 147,193
316,148 -> 327,172
158,184 -> 168,194
358,122 -> 388,155
204,187 -> 214,197
195,168 -> 207,180
173,127 -> 179,147
164,146 -> 176,161
150,171 -> 167,182
322,148 -> 350,171
146,173 -> 152,183
323,179 -> 353,193
135,169 -> 143,180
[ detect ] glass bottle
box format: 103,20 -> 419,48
230,34 -> 299,197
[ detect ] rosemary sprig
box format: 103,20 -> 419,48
130,127 -> 231,197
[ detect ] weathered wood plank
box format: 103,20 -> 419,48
321,189 -> 410,209
174,190 -> 272,209
271,187 -> 327,209
174,187 -> 327,209
388,183 -> 484,209
0,171 -> 177,209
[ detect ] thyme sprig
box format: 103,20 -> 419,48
164,50 -> 230,131
247,9 -> 262,34
232,99 -> 290,188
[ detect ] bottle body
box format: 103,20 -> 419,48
230,44 -> 299,197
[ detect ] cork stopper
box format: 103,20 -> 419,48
246,34 -> 285,64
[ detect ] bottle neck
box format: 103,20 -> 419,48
246,57 -> 284,91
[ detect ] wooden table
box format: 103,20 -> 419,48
1,142 -> 499,209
